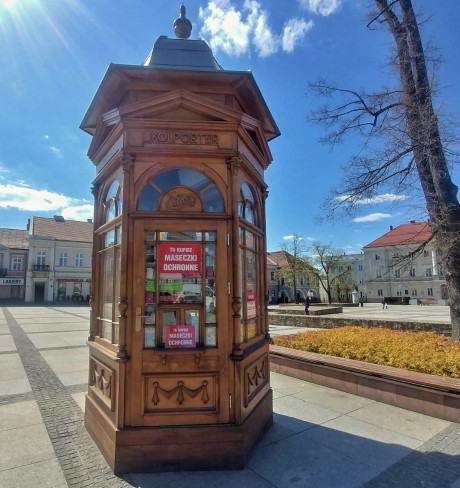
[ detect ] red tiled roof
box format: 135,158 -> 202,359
364,222 -> 432,248
0,228 -> 29,249
31,217 -> 93,243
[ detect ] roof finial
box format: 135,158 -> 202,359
173,2 -> 192,39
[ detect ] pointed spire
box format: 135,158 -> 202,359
173,2 -> 192,39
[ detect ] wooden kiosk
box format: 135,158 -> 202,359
80,5 -> 280,473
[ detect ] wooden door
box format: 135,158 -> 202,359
127,219 -> 231,427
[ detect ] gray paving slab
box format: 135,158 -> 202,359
0,334 -> 16,352
1,305 -> 459,488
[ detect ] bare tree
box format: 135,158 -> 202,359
309,0 -> 460,339
306,242 -> 351,304
278,235 -> 311,304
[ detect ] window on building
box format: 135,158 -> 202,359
411,288 -> 417,296
439,266 -> 444,278
410,268 -> 416,277
396,290 -> 402,296
281,278 -> 285,286
238,183 -> 262,341
424,250 -> 430,257
59,252 -> 67,267
376,269 -> 382,278
427,288 -> 434,296
425,268 -> 432,277
394,269 -> 401,278
377,289 -> 383,296
300,278 -> 304,286
405,289 -> 409,295
270,271 -> 275,281
75,253 -> 83,267
358,264 -> 363,271
37,251 -> 46,265
12,256 -> 23,270
138,169 -> 224,213
375,254 -> 380,260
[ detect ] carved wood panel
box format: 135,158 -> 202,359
89,357 -> 116,411
144,374 -> 218,413
244,354 -> 269,407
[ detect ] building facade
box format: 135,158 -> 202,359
362,222 -> 447,305
267,251 -> 319,303
25,216 -> 93,303
0,229 -> 29,302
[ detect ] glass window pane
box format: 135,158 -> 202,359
107,200 -> 116,222
205,232 -> 216,242
205,245 -> 216,323
102,248 -> 114,321
159,231 -> 202,241
105,230 -> 115,248
205,326 -> 217,347
138,183 -> 161,211
241,183 -> 253,201
202,186 -> 224,212
145,327 -> 155,348
113,247 -> 121,344
154,169 -> 210,192
185,309 -> 200,345
106,180 -> 119,200
162,310 -> 177,345
245,202 -> 255,224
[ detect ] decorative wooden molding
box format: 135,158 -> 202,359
89,358 -> 116,411
144,375 -> 217,413
244,355 -> 268,406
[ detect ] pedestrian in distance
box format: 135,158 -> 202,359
305,296 -> 310,315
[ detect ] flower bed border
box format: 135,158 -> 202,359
269,345 -> 460,423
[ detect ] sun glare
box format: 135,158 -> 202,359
1,0 -> 19,10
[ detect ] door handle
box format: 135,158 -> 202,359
135,306 -> 150,332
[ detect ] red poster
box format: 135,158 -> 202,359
247,292 -> 257,318
165,325 -> 196,348
159,243 -> 202,274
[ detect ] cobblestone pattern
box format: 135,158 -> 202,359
362,422 -> 460,488
4,308 -> 130,488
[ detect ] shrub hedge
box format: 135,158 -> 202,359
272,326 -> 460,378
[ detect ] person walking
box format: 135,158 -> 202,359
305,296 -> 310,315
382,297 -> 386,309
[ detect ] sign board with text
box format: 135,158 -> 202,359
159,243 -> 201,275
165,325 -> 196,348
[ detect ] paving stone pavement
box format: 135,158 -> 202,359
1,305 -> 460,488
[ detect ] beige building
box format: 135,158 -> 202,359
0,228 -> 29,302
25,216 -> 93,303
362,222 -> 447,305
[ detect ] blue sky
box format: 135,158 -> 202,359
0,0 -> 458,253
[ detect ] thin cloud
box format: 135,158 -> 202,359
297,0 -> 342,16
352,213 -> 392,223
199,0 -> 312,57
0,183 -> 88,216
62,204 -> 93,221
336,193 -> 410,205
49,146 -> 64,159
282,18 -> 314,52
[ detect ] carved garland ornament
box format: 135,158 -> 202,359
91,360 -> 113,406
152,380 -> 209,406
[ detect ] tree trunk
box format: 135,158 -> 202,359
377,0 -> 460,339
